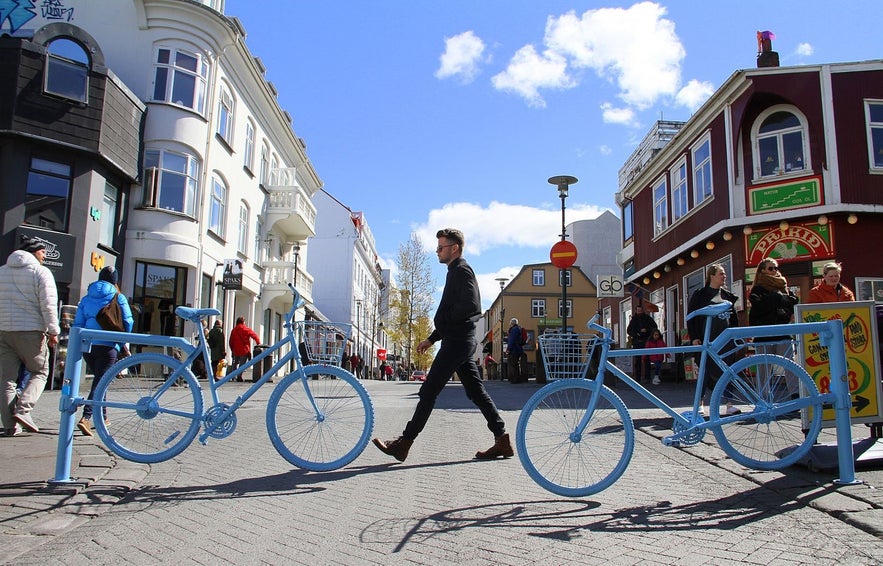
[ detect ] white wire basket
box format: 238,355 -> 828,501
538,332 -> 601,380
298,322 -> 352,364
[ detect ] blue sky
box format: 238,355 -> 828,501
227,0 -> 880,309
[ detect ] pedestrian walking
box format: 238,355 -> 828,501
228,316 -> 259,381
372,228 -> 512,462
0,236 -> 60,436
207,320 -> 226,379
506,318 -> 526,382
71,266 -> 134,436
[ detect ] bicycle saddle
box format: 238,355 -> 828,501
685,301 -> 732,321
175,306 -> 221,322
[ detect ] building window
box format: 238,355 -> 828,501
753,107 -> 808,179
531,299 -> 546,318
25,157 -> 72,231
683,267 -> 704,318
532,269 -> 545,286
208,176 -> 227,236
865,100 -> 883,170
44,38 -> 89,103
238,202 -> 249,255
559,269 -> 571,288
558,299 -> 572,319
259,142 -> 270,186
856,278 -> 883,302
622,200 -> 634,243
671,158 -> 689,222
132,262 -> 188,336
653,176 -> 668,235
254,216 -> 264,261
244,120 -> 256,172
217,86 -> 234,145
152,47 -> 209,114
692,135 -> 712,205
100,182 -> 120,248
143,149 -> 200,216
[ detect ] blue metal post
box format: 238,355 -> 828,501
823,318 -> 860,485
51,326 -> 84,484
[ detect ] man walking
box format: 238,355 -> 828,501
0,236 -> 60,436
372,228 -> 512,462
228,316 -> 259,381
207,320 -> 226,379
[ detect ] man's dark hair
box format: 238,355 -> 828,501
436,228 -> 464,248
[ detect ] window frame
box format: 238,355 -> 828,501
531,299 -> 546,318
865,100 -> 883,171
557,299 -> 573,319
652,175 -> 669,236
558,269 -> 572,288
151,47 -> 209,114
238,202 -> 250,255
751,105 -> 810,182
44,38 -> 89,104
532,269 -> 545,286
670,156 -> 689,222
244,119 -> 256,173
25,156 -> 73,231
143,148 -> 200,217
208,175 -> 227,237
856,277 -> 883,302
100,181 -> 120,249
216,85 -> 235,146
692,133 -> 713,205
622,199 -> 634,243
259,141 -> 270,186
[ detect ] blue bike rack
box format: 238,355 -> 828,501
50,326 -> 194,484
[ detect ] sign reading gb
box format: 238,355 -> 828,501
597,274 -> 624,298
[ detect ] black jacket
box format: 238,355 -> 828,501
748,284 -> 799,341
428,257 -> 481,343
687,286 -> 739,342
627,312 -> 657,346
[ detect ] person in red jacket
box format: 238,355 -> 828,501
228,316 -> 259,381
807,261 -> 856,304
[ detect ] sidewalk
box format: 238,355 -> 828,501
0,389 -> 149,559
2,379 -> 883,562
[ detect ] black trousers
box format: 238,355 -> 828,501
403,337 -> 505,440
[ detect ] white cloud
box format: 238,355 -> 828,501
491,44 -> 574,108
436,30 -> 487,83
412,200 -> 611,257
675,79 -> 715,112
599,144 -> 613,155
601,102 -> 638,126
795,42 -> 814,57
494,2 -> 686,112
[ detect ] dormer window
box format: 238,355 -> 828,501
44,38 -> 89,103
752,107 -> 809,180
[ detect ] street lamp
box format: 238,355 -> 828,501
495,277 -> 509,381
548,175 -> 578,334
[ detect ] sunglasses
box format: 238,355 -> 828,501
765,265 -> 779,272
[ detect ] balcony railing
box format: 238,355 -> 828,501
266,167 -> 316,238
262,260 -> 313,300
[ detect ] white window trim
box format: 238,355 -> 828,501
671,156 -> 689,222
652,175 -> 669,236
864,99 -> 883,172
217,85 -> 235,145
691,132 -> 713,206
750,104 -> 810,183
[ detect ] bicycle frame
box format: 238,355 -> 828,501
562,307 -> 857,485
52,284 -> 318,481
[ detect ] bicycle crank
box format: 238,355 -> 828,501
664,411 -> 707,447
203,403 -> 237,439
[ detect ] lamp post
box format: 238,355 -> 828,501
548,175 -> 578,334
495,277 -> 509,381
292,242 -> 301,288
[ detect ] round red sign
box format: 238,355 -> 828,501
550,240 -> 578,268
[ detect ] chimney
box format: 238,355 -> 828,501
756,30 -> 780,68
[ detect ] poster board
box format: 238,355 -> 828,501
795,300 -> 882,427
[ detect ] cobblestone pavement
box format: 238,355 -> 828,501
3,378 -> 883,565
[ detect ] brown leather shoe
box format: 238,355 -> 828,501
372,436 -> 413,462
475,433 -> 514,459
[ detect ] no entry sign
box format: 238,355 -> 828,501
550,240 -> 578,268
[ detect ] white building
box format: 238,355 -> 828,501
568,211 -> 623,285
309,190 -> 387,377
4,0 -> 322,349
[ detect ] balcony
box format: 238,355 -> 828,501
261,260 -> 313,310
266,167 -> 316,239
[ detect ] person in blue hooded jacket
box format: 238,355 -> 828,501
72,266 -> 134,436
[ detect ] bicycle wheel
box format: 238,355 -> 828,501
516,379 -> 634,497
266,364 -> 374,471
709,353 -> 823,470
91,353 -> 203,464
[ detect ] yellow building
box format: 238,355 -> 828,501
484,262 -> 598,382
